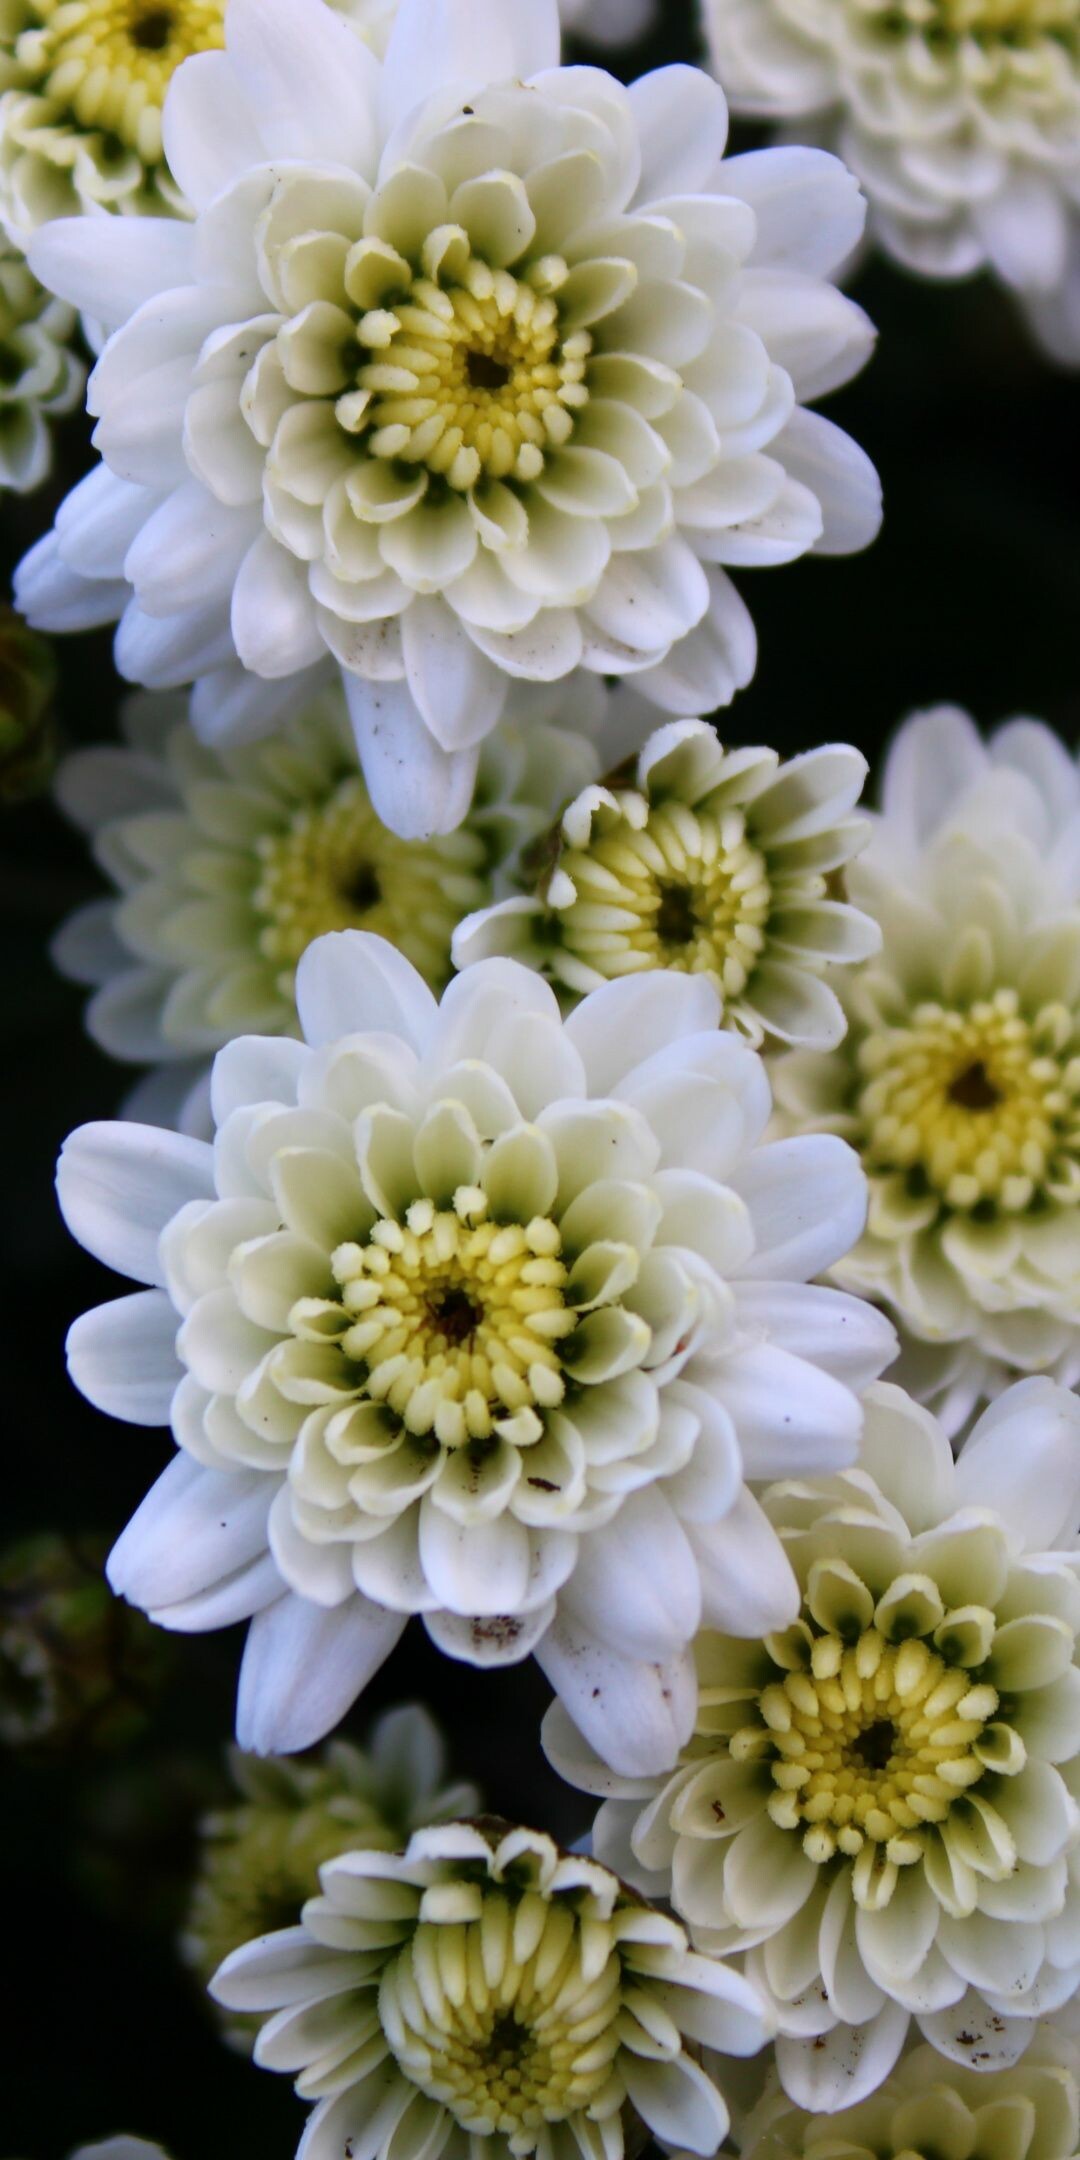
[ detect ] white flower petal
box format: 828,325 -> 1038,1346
67,1290 -> 181,1425
236,1591 -> 406,1753
295,931 -> 437,1054
108,1452 -> 272,1610
536,1612 -> 696,1777
57,1121 -> 213,1288
344,675 -> 480,840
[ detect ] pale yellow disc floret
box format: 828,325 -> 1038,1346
349,239 -> 592,490
290,1190 -> 576,1450
378,1892 -> 623,2153
856,986 -> 1080,1213
11,0 -> 226,165
554,790 -> 773,991
892,0 -> 1078,36
252,773 -> 488,994
732,1624 -> 1000,1897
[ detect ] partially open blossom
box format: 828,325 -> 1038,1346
703,0 -> 1080,362
211,1819 -> 771,2160
51,673 -> 621,1130
56,929 -> 893,1773
547,1378 -> 1080,2110
740,2032 -> 1080,2160
185,1703 -> 479,2046
772,706 -> 1080,1433
0,240 -> 81,491
17,0 -> 880,838
454,712 -> 879,1048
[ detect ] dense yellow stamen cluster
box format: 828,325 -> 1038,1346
856,987 -> 1080,1211
252,776 -> 486,994
888,0 -> 1080,36
11,0 -> 226,164
290,1191 -> 576,1448
733,1626 -> 999,1891
379,1897 -> 623,2150
555,795 -> 773,989
351,242 -> 591,491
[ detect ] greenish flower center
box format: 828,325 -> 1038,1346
344,245 -> 592,492
854,986 -> 1080,1214
287,1192 -> 576,1449
12,0 -> 227,163
252,773 -> 488,994
554,795 -> 773,993
378,1896 -> 622,2150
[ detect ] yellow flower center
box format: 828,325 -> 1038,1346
735,1626 -> 998,1894
318,1193 -> 576,1448
855,987 -> 1080,1213
378,1897 -> 623,2152
252,775 -> 488,995
14,0 -> 226,164
553,795 -> 772,992
888,0 -> 1079,36
351,247 -> 591,492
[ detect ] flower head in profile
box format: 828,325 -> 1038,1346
211,1818 -> 770,2160
18,0 -> 880,838
56,930 -> 893,1774
703,0 -> 1080,361
455,713 -> 879,1049
185,1702 -> 479,2046
740,2032 -> 1080,2160
773,706 -> 1080,1434
0,241 -> 82,492
549,1378 -> 1080,2111
51,674 -> 617,1130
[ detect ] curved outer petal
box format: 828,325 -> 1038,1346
236,1591 -> 407,1754
380,0 -> 560,132
295,931 -> 438,1054
536,1609 -> 696,1777
57,1122 -> 214,1287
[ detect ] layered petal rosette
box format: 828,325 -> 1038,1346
56,930 -> 894,1770
0,239 -> 82,491
739,2032 -> 1080,2159
186,1702 -> 480,2047
548,1379 -> 1080,2110
773,706 -> 1080,1434
52,673 -> 630,1130
0,0 -> 397,233
210,1819 -> 771,2160
703,0 -> 1080,362
454,712 -> 879,1048
17,0 -> 881,836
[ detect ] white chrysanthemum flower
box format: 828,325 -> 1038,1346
51,673 -> 628,1131
0,239 -> 81,489
454,710 -> 879,1049
772,705 -> 1080,1435
740,2032 -> 1080,2160
186,1702 -> 480,2047
548,1378 -> 1080,2111
211,1819 -> 771,2160
56,930 -> 894,1772
0,0 -> 399,234
703,0 -> 1080,362
15,0 -> 881,840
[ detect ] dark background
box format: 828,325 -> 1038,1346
3,1 -> 1079,2151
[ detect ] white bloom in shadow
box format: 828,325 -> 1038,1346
703,0 -> 1080,361
773,705 -> 1080,1432
211,1819 -> 771,2160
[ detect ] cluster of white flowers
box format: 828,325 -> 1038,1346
11,0 -> 1080,2150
